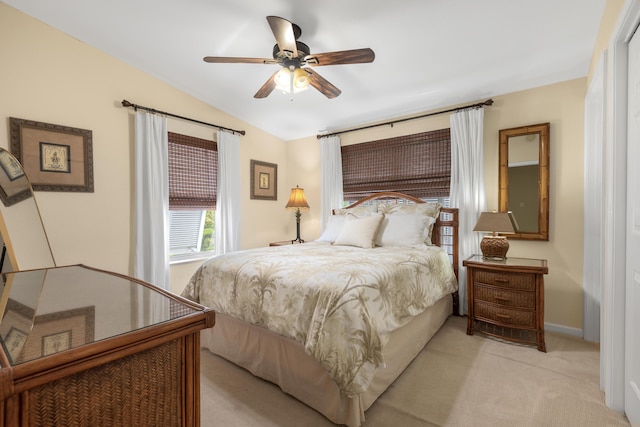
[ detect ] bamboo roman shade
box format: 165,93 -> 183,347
168,132 -> 217,210
341,128 -> 451,201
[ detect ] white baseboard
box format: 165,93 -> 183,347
545,322 -> 584,339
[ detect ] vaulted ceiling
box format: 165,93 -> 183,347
4,0 -> 606,140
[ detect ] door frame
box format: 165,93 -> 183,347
603,0 -> 640,413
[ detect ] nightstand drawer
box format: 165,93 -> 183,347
475,271 -> 535,291
474,284 -> 535,309
474,301 -> 535,328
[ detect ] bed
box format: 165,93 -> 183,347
182,192 -> 459,426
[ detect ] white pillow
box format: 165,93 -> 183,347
375,214 -> 435,247
333,204 -> 378,217
377,203 -> 441,244
333,214 -> 384,248
378,202 -> 442,219
316,215 -> 346,242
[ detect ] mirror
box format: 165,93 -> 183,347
0,147 -> 56,271
498,123 -> 549,241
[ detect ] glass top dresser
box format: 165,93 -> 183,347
0,264 -> 215,426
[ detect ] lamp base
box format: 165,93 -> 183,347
480,236 -> 510,260
291,212 -> 304,244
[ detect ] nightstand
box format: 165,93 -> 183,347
269,240 -> 306,246
463,255 -> 548,352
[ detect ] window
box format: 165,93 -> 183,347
168,132 -> 217,262
341,128 -> 451,201
169,210 -> 215,259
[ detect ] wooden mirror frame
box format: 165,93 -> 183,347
498,122 -> 550,241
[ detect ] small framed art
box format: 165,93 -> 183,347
9,117 -> 94,192
0,149 -> 31,207
250,159 -> 277,200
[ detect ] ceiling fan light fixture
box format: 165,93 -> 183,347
275,67 -> 310,95
293,68 -> 310,90
274,67 -> 291,90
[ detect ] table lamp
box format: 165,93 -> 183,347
285,185 -> 310,243
473,211 -> 516,260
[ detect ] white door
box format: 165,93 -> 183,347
626,24 -> 640,424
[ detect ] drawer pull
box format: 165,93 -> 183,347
495,278 -> 510,283
495,296 -> 511,303
495,313 -> 511,320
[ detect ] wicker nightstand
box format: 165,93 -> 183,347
463,255 -> 548,352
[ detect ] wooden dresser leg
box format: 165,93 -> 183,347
538,331 -> 547,352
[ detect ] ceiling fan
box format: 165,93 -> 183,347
203,16 -> 375,99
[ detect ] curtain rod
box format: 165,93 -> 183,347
316,99 -> 493,139
121,100 -> 246,136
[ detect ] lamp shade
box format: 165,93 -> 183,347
285,186 -> 310,211
473,212 -> 516,235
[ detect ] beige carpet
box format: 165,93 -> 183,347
199,316 -> 630,427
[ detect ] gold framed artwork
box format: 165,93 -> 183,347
250,159 -> 277,201
9,117 -> 94,192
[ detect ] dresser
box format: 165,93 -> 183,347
463,255 -> 548,352
0,264 -> 215,426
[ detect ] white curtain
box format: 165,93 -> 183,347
215,130 -> 241,255
450,108 -> 486,315
319,135 -> 344,230
133,111 -> 169,290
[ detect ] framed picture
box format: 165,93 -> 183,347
0,298 -> 34,364
9,117 -> 94,192
0,150 -> 25,181
0,299 -> 95,362
250,159 -> 277,200
0,149 -> 32,207
30,305 -> 95,358
2,327 -> 28,363
42,330 -> 72,356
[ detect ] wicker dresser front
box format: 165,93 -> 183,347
464,255 -> 548,352
27,339 -> 182,426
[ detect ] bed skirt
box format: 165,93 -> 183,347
201,295 -> 452,427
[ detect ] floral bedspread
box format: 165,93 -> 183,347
181,242 -> 457,396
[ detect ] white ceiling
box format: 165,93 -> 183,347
4,0 -> 606,141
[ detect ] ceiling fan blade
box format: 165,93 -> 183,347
267,16 -> 298,57
305,48 -> 375,66
204,56 -> 276,65
254,70 -> 280,98
306,69 -> 341,99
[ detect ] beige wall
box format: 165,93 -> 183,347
0,4 -> 290,294
288,79 -> 587,330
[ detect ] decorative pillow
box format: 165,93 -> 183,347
333,204 -> 378,217
374,214 -> 435,247
377,202 -> 442,219
378,203 -> 442,244
316,215 -> 346,242
333,213 -> 384,248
